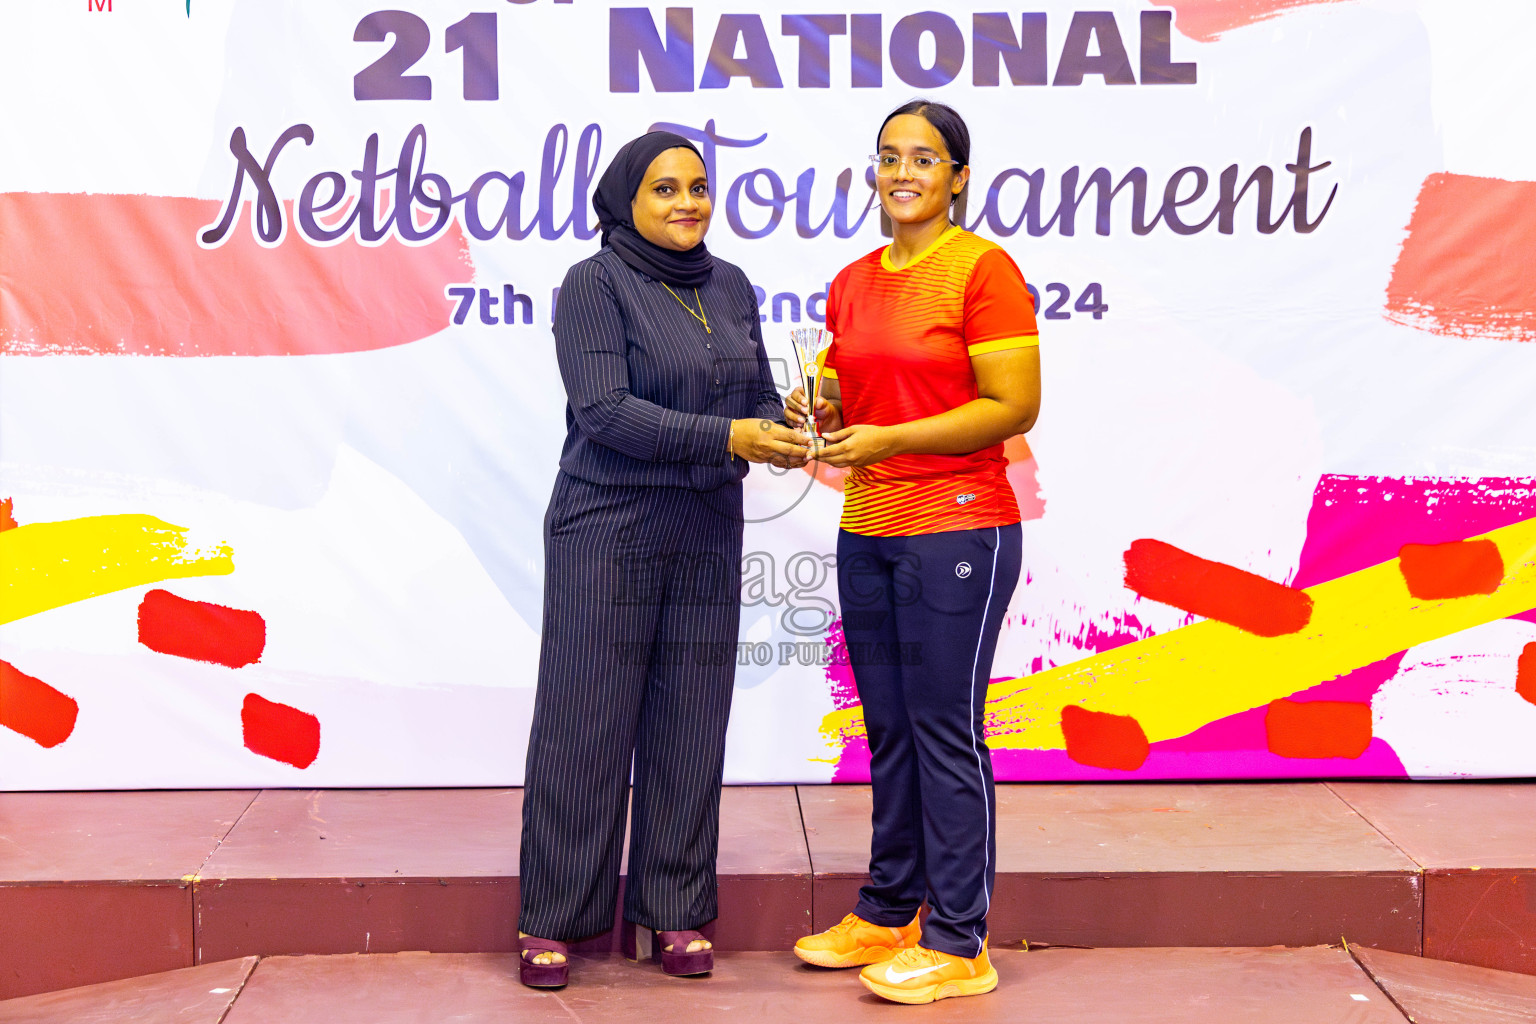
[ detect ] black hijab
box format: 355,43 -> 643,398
592,131 -> 715,288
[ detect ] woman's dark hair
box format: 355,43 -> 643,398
876,99 -> 970,206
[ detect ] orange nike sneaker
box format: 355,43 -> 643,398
858,940 -> 998,1004
792,912 -> 921,968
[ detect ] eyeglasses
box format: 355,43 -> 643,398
870,153 -> 962,177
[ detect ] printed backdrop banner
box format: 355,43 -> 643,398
2,1 -> 1535,788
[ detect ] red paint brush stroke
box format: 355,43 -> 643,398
0,660 -> 79,748
1158,0 -> 1353,44
0,498 -> 16,531
137,589 -> 266,668
1124,538 -> 1314,636
241,693 -> 320,769
1398,539 -> 1504,600
0,193 -> 472,356
1265,699 -> 1371,759
1061,704 -> 1150,771
1385,174 -> 1536,343
1516,643 -> 1536,706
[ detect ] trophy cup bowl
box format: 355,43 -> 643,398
789,328 -> 833,454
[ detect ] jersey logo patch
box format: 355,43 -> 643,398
955,562 -> 973,579
956,493 -> 976,505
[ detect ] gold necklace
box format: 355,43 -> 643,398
662,284 -> 711,334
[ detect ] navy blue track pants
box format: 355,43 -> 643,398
838,523 -> 1023,958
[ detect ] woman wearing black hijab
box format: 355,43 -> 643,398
517,132 -> 807,988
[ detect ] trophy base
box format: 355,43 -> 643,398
807,436 -> 826,454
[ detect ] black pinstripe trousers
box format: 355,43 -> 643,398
518,470 -> 743,940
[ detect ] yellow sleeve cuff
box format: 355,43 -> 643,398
967,335 -> 1039,357
820,366 -> 839,380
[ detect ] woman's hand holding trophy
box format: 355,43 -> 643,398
785,328 -> 841,454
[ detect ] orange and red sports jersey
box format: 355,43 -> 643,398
823,226 -> 1039,537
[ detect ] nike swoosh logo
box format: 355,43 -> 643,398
886,963 -> 945,983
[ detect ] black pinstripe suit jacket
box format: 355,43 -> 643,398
553,248 -> 785,491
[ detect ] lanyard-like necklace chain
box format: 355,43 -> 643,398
662,284 -> 711,334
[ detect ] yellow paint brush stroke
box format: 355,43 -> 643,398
822,515 -> 1536,751
1,514 -> 234,624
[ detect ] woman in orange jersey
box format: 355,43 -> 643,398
787,100 -> 1041,1004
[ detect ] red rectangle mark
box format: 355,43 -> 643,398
1266,699 -> 1372,759
241,694 -> 320,769
1517,643 -> 1536,706
137,589 -> 266,668
1061,704 -> 1149,771
0,660 -> 79,748
1398,539 -> 1503,600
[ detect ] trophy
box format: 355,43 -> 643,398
789,327 -> 834,452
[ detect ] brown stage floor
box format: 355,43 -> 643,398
6,945 -> 1536,1024
1,781 -> 1534,999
